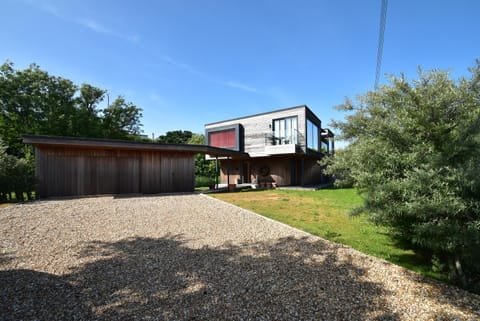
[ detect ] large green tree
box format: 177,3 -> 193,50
0,61 -> 144,158
0,62 -> 78,156
74,83 -> 106,138
328,63 -> 480,290
102,96 -> 143,139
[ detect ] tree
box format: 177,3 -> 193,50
0,62 -> 77,157
102,96 -> 143,139
73,83 -> 106,138
0,62 -> 78,156
39,76 -> 77,137
0,61 -> 145,158
0,62 -> 42,150
188,134 -> 216,180
157,130 -> 193,144
329,62 -> 480,290
320,148 -> 355,188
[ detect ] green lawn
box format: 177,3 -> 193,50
211,188 -> 445,281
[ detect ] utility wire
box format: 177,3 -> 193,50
375,0 -> 388,89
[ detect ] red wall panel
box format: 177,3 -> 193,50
209,129 -> 236,148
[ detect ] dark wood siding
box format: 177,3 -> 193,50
35,146 -> 195,197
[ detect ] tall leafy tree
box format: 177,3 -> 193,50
37,75 -> 77,137
0,61 -> 144,158
0,62 -> 78,156
73,83 -> 106,137
102,96 -> 143,139
329,62 -> 480,290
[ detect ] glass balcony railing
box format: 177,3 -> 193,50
264,129 -> 302,146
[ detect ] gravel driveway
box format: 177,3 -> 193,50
1,194 -> 479,321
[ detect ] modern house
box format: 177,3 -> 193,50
23,105 -> 333,198
205,105 -> 334,187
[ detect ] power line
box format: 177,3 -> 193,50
375,0 -> 388,89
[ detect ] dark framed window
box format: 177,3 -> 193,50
272,116 -> 298,145
307,119 -> 319,151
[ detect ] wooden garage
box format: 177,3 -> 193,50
23,135 -> 248,198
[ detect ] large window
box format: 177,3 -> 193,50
273,116 -> 298,145
307,119 -> 319,150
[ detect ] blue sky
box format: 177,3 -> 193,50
1,0 -> 479,144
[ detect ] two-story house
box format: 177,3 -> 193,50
205,105 -> 334,187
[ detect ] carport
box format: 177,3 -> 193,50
23,135 -> 248,198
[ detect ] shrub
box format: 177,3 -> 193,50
195,176 -> 215,188
331,63 -> 480,291
0,140 -> 35,201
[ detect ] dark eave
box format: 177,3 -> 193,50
23,135 -> 249,158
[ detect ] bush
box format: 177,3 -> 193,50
331,63 -> 480,291
195,176 -> 215,188
320,149 -> 355,188
0,141 -> 35,202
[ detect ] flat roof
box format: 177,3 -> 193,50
205,104 -> 320,126
23,135 -> 249,158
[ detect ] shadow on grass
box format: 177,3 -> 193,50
1,235 -> 401,321
384,234 -> 448,281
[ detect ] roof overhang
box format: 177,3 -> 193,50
23,135 -> 250,159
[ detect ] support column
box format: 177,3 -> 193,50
215,156 -> 219,188
227,157 -> 230,187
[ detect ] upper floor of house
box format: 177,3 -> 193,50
204,105 -> 334,158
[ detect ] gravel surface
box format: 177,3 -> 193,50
1,194 -> 479,321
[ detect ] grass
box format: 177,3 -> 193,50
211,188 -> 445,281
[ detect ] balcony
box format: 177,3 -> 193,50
264,130 -> 302,155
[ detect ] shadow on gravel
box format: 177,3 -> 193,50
0,252 -> 15,265
1,235 -> 402,320
0,269 -> 94,320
